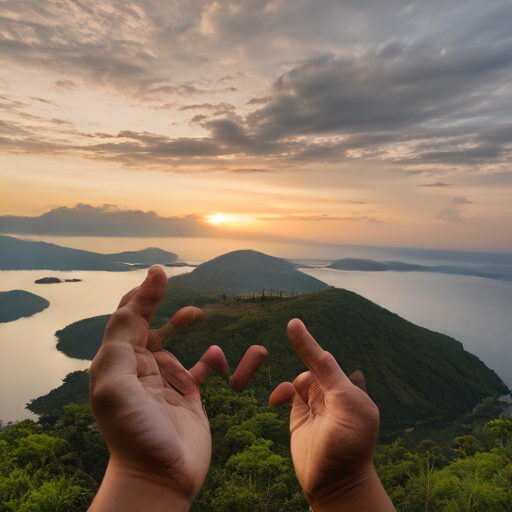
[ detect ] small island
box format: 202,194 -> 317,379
164,262 -> 200,267
35,277 -> 82,284
326,258 -> 428,271
0,290 -> 50,323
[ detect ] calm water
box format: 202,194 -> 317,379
0,267 -> 192,422
301,269 -> 512,389
1,267 -> 511,422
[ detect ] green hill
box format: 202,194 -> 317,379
39,288 -> 507,434
0,290 -> 50,322
0,235 -> 131,271
168,250 -> 328,294
104,247 -> 178,265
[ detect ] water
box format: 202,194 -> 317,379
300,269 -> 512,389
0,267 -> 193,422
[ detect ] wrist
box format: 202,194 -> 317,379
88,459 -> 192,512
308,465 -> 395,512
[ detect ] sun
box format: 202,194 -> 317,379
205,213 -> 229,225
204,213 -> 256,227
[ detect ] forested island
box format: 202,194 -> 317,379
0,290 -> 50,323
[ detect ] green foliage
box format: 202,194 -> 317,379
27,371 -> 90,416
0,405 -> 107,511
0,290 -> 49,323
55,315 -> 110,360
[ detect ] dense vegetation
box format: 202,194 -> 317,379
5,383 -> 512,511
55,316 -> 111,361
48,289 -> 506,437
0,290 -> 50,323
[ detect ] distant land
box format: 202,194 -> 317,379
103,247 -> 178,265
324,258 -> 512,281
0,290 -> 50,323
168,249 -> 328,294
0,235 -> 178,271
33,249 -> 508,438
35,277 -> 82,284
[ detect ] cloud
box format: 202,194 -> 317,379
50,80 -> 78,93
0,203 -> 217,237
417,182 -> 452,187
436,197 -> 474,222
260,214 -> 381,222
453,197 -> 473,205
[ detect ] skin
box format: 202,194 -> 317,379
88,266 -> 269,512
270,319 -> 396,511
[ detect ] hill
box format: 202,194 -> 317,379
168,250 -> 329,294
40,288 -> 508,435
104,247 -> 178,265
0,290 -> 50,322
0,235 -> 180,271
0,235 -> 131,271
327,258 -> 427,271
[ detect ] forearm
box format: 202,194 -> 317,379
308,467 -> 396,512
88,460 -> 192,512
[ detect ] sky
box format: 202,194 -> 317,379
1,0 -> 511,253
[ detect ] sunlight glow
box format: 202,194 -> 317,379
205,213 -> 256,227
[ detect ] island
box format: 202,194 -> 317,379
35,277 -> 82,284
326,258 -> 428,271
0,290 -> 50,323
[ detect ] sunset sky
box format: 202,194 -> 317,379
1,0 -> 511,253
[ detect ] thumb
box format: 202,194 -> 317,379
124,266 -> 168,326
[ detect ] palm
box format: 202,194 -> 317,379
289,383 -> 378,502
90,267 -> 269,503
270,319 -> 380,505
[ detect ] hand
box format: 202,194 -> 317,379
88,266 -> 269,512
270,319 -> 395,512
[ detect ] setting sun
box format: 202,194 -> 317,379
205,213 -> 256,227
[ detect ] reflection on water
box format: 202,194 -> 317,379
301,269 -> 512,389
0,267 -> 192,422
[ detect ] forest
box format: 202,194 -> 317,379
2,379 -> 511,511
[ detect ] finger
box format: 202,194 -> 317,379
153,350 -> 196,395
230,345 -> 269,392
148,306 -> 207,353
269,382 -> 295,406
117,287 -> 139,310
287,318 -> 348,391
124,266 -> 167,325
349,369 -> 368,395
189,345 -> 229,386
293,371 -> 316,405
171,306 -> 208,329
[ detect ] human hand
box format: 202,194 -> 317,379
88,266 -> 269,512
270,319 -> 395,512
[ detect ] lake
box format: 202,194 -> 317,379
1,267 -> 511,422
0,267 -> 192,422
301,268 -> 512,390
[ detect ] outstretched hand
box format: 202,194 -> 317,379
88,266 -> 268,512
270,319 -> 395,512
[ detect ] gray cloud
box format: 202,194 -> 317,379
0,203 -> 216,237
453,197 -> 473,205
50,80 -> 78,93
436,207 -> 467,223
418,183 -> 452,187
